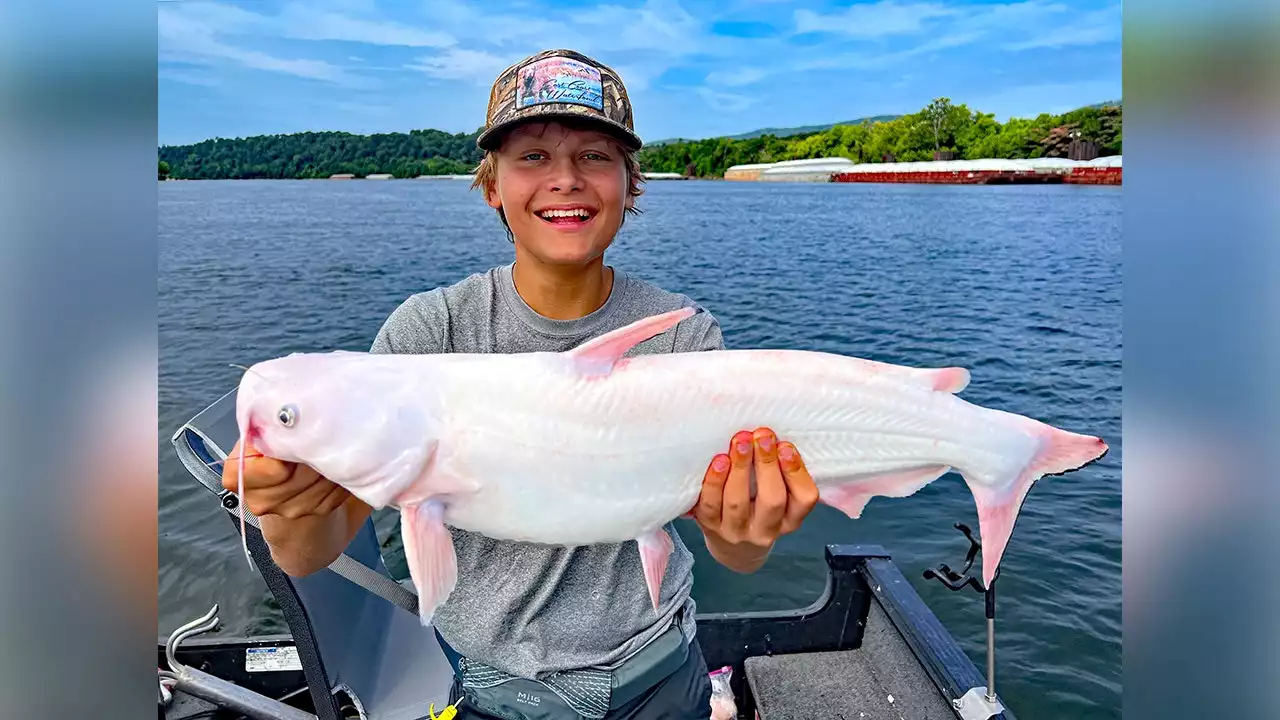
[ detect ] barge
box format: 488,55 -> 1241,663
829,156 -> 1121,184
832,157 -> 1121,185
722,156 -> 1122,186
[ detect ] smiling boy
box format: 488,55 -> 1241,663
225,49 -> 820,719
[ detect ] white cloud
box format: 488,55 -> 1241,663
697,87 -> 755,113
391,0 -> 724,108
1001,6 -> 1121,51
794,30 -> 983,71
275,4 -> 455,48
575,0 -> 705,55
157,0 -> 465,86
609,64 -> 660,92
784,0 -> 1114,72
158,8 -> 361,85
159,70 -> 222,88
1003,24 -> 1117,51
407,48 -> 512,85
705,68 -> 767,87
794,1 -> 963,38
408,0 -> 742,89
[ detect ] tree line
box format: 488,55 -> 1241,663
637,99 -> 1121,177
158,128 -> 482,180
158,98 -> 1120,180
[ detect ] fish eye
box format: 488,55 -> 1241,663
277,404 -> 298,427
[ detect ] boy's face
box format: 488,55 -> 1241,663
486,120 -> 632,268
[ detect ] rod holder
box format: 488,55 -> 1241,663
922,522 -> 1001,709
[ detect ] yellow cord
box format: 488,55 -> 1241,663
429,702 -> 458,720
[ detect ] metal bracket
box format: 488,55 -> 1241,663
953,686 -> 1005,720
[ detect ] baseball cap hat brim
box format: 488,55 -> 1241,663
477,49 -> 643,153
476,108 -> 642,152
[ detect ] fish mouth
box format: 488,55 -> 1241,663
534,204 -> 597,228
242,411 -> 277,458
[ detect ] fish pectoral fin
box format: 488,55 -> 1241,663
566,307 -> 696,376
636,527 -> 675,612
401,500 -> 457,626
819,464 -> 952,519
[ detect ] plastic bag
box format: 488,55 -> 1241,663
709,665 -> 737,720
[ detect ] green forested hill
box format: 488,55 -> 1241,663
158,128 -> 483,180
158,98 -> 1120,180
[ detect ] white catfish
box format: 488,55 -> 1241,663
234,307 -> 1108,623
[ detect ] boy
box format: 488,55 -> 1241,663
225,49 -> 820,719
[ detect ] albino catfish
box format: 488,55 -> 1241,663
234,307 -> 1108,623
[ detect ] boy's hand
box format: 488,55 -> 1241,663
221,439 -> 351,519
687,428 -> 821,573
221,440 -> 372,577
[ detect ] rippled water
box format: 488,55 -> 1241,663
159,179 -> 1121,718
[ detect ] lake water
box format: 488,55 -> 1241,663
159,178 -> 1121,718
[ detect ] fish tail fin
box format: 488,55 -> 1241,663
961,421 -> 1108,589
401,500 -> 458,625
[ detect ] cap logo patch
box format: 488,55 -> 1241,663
516,56 -> 604,112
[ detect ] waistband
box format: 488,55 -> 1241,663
433,613 -> 689,713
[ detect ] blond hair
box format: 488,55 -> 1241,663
470,121 -> 645,241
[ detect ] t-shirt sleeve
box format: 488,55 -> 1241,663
369,290 -> 450,355
674,303 -> 726,352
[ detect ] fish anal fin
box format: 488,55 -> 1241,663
819,464 -> 952,519
567,307 -> 696,377
401,500 -> 457,625
636,527 -> 674,611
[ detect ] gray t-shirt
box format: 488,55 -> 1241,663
369,262 -> 724,680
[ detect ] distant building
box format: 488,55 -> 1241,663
366,173 -> 394,180
329,173 -> 355,180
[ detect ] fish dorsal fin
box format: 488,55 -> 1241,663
567,307 -> 696,376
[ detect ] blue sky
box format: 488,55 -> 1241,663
158,0 -> 1121,146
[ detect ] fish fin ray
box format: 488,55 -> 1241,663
819,464 -> 952,519
637,527 -> 674,611
567,307 -> 696,377
401,501 -> 457,625
962,423 -> 1108,588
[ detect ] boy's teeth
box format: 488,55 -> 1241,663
540,209 -> 590,219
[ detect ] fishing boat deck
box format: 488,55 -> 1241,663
745,598 -> 957,719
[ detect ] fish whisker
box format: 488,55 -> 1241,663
230,363 -> 270,382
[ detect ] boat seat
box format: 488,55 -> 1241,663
171,389 -> 455,720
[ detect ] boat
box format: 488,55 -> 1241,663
160,389 -> 1017,720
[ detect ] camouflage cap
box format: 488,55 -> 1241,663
476,49 -> 642,152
